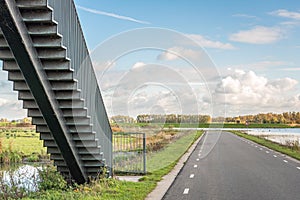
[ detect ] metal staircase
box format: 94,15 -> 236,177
0,0 -> 112,184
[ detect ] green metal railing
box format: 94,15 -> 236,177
113,132 -> 146,174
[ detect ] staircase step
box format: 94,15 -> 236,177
51,153 -> 103,161
83,161 -> 104,168
42,60 -> 71,70
37,124 -> 93,133
58,99 -> 85,109
37,48 -> 67,60
32,112 -> 92,124
64,117 -> 91,125
14,81 -> 78,91
47,146 -> 100,155
0,37 -> 8,47
62,109 -> 88,117
56,166 -> 71,174
32,36 -> 62,48
31,117 -> 45,125
46,71 -> 74,81
9,71 -> 25,81
34,116 -> 91,126
54,91 -> 81,100
45,140 -> 98,148
2,61 -> 19,71
16,0 -> 48,9
21,10 -> 53,23
23,100 -> 38,109
27,24 -> 58,36
18,91 -> 33,100
0,49 -> 14,60
55,160 -> 104,169
27,109 -> 42,117
40,132 -> 96,141
57,166 -> 102,174
3,60 -> 71,72
51,82 -> 78,90
19,90 -> 82,100
24,100 -> 85,110
28,107 -> 88,119
69,125 -> 93,133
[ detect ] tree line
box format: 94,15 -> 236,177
136,114 -> 211,123
110,112 -> 300,124
224,112 -> 300,124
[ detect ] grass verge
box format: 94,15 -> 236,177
147,131 -> 202,172
231,130 -> 300,161
25,131 -> 203,200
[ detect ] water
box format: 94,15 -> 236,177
0,164 -> 42,192
173,128 -> 300,146
245,128 -> 300,145
246,128 -> 300,136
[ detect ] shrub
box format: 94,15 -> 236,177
27,154 -> 39,162
38,166 -> 67,191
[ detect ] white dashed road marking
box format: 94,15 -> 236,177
283,160 -> 288,163
266,151 -> 269,154
190,174 -> 194,178
194,165 -> 198,168
297,167 -> 300,170
183,188 -> 189,194
196,158 -> 199,161
273,155 -> 277,158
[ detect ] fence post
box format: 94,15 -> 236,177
143,133 -> 146,174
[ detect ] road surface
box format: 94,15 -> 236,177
163,131 -> 300,200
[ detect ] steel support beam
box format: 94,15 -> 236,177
0,0 -> 87,184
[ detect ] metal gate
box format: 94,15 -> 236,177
113,132 -> 146,174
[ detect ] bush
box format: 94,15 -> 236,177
27,154 -> 39,162
38,166 -> 67,191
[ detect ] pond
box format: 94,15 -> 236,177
245,128 -> 300,145
174,128 -> 300,146
0,163 -> 45,193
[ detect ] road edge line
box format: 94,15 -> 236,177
145,132 -> 206,200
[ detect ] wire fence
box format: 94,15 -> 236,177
113,132 -> 146,174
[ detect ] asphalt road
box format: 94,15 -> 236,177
163,131 -> 300,200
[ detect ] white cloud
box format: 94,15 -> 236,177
229,26 -> 283,44
213,70 -> 299,113
186,34 -> 235,50
232,14 -> 258,19
157,46 -> 202,61
267,78 -> 298,91
132,62 -> 146,69
270,9 -> 300,20
76,5 -> 150,25
0,98 -> 8,107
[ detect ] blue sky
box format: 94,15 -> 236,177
0,0 -> 300,119
73,0 -> 300,117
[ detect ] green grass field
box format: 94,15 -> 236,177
0,128 -> 46,157
147,130 -> 203,172
1,137 -> 46,156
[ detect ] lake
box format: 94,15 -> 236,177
173,128 -> 300,145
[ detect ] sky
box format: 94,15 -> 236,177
0,0 -> 300,119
